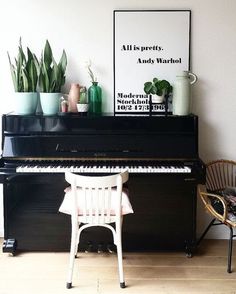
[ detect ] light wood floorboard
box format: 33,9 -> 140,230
0,238 -> 236,294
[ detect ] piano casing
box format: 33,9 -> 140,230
0,114 -> 205,255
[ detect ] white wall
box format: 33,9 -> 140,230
0,0 -> 235,238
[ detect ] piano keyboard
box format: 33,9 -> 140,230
16,164 -> 192,174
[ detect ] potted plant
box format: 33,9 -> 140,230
144,78 -> 172,103
7,38 -> 38,115
85,60 -> 102,114
37,40 -> 67,115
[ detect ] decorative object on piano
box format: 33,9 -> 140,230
60,97 -> 68,113
7,38 -> 38,115
144,77 -> 172,116
38,40 -> 67,115
79,86 -> 87,103
144,78 -> 172,103
76,103 -> 89,114
68,83 -> 80,112
172,71 -> 197,115
77,86 -> 89,114
88,82 -> 102,114
85,60 -> 102,114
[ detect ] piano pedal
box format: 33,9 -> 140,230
107,243 -> 115,254
97,243 -> 104,254
84,241 -> 93,253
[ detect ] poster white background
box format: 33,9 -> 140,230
114,10 -> 190,113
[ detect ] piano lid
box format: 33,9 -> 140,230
1,114 -> 199,160
2,113 -> 198,134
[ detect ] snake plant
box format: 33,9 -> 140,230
38,40 -> 67,93
7,38 -> 38,92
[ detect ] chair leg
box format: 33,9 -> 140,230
116,239 -> 125,288
116,221 -> 125,288
227,227 -> 233,273
66,222 -> 78,289
74,224 -> 80,258
196,218 -> 216,246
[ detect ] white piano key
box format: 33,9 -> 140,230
16,163 -> 192,174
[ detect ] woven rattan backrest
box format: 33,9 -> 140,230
206,159 -> 236,192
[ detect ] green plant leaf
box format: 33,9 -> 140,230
22,69 -> 29,92
29,60 -> 38,91
144,82 -> 153,94
50,57 -> 59,92
50,80 -> 56,92
18,44 -> 26,65
27,47 -> 34,65
153,78 -> 158,84
150,85 -> 157,95
43,40 -> 52,69
33,54 -> 40,76
156,88 -> 163,96
7,53 -> 18,91
38,40 -> 67,92
159,80 -> 170,89
59,50 -> 67,74
159,80 -> 172,95
42,61 -> 50,92
38,71 -> 45,92
16,49 -> 23,91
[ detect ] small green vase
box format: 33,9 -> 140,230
88,82 -> 102,114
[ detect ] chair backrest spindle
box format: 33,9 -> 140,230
64,171 -> 129,225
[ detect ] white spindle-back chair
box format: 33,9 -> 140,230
64,170 -> 129,289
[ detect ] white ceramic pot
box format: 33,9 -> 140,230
152,94 -> 164,103
77,103 -> 89,113
14,92 -> 38,115
40,93 -> 61,115
172,71 -> 197,115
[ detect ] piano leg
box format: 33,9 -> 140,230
2,239 -> 17,256
185,239 -> 198,258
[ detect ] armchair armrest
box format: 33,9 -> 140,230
200,192 -> 228,223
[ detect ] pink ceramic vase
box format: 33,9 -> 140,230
68,83 -> 80,112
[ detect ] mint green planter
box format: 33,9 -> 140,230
14,92 -> 38,115
88,82 -> 102,114
40,93 -> 61,115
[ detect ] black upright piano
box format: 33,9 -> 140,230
0,113 -> 205,255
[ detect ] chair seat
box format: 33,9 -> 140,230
210,186 -> 236,226
227,213 -> 236,225
59,186 -> 134,216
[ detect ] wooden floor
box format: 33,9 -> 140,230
0,238 -> 236,294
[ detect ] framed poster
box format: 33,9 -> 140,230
113,10 -> 191,115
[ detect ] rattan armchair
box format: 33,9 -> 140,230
198,159 -> 236,273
